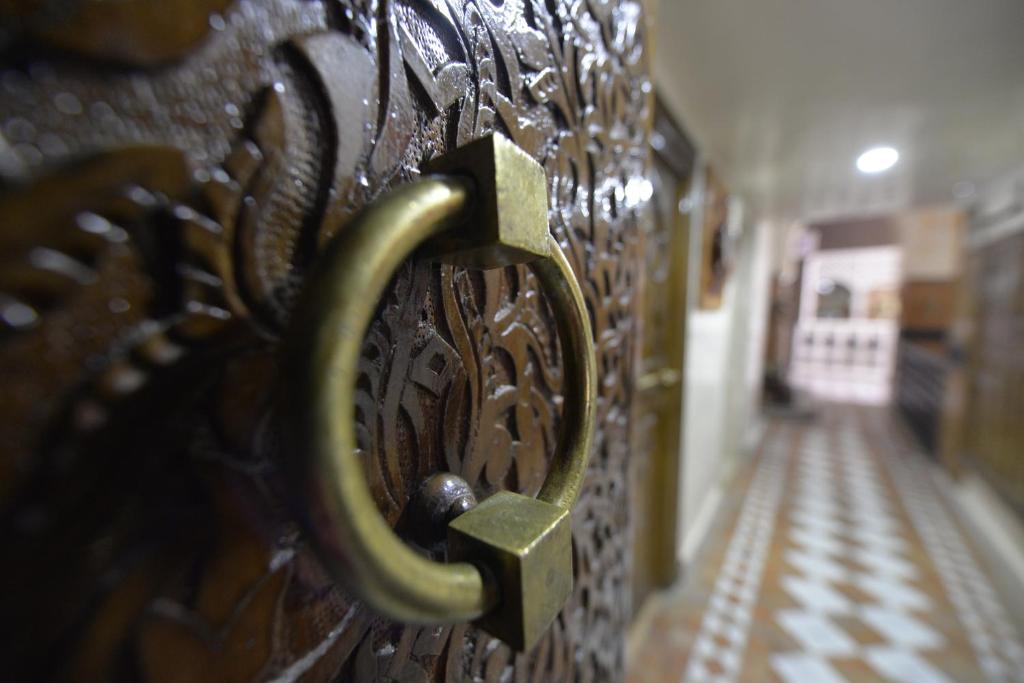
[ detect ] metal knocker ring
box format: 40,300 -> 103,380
284,134 -> 596,651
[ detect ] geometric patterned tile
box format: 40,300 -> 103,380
864,646 -> 954,683
849,528 -> 909,554
771,653 -> 848,683
776,610 -> 858,655
853,574 -> 932,611
628,408 -> 1023,683
784,549 -> 849,582
789,527 -> 846,556
781,576 -> 854,614
679,426 -> 790,683
852,547 -> 919,579
788,513 -> 846,536
859,606 -> 946,648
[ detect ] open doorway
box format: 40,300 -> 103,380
789,245 -> 902,404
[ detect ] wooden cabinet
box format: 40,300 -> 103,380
963,231 -> 1024,518
900,281 -> 958,333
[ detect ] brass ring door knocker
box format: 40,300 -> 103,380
284,134 -> 596,651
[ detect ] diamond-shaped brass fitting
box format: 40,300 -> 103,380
447,490 -> 573,651
424,133 -> 550,267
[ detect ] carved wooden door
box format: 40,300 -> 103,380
630,101 -> 694,615
0,1 -> 651,680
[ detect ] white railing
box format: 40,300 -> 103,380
789,318 -> 898,404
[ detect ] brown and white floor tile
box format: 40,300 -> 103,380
627,407 -> 1024,683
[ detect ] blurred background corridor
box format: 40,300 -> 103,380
629,409 -> 1024,682
627,1 -> 1024,681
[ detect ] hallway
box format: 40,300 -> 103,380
628,407 -> 1024,683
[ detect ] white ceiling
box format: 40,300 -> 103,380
653,0 -> 1024,223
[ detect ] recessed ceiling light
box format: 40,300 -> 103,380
856,146 -> 899,174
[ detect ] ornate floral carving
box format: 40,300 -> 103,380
0,0 -> 651,680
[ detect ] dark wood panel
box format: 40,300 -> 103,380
811,216 -> 899,250
963,232 -> 1024,518
900,281 -> 958,333
0,1 -> 652,680
895,340 -> 951,457
630,102 -> 694,614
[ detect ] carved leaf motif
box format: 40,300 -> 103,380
0,0 -> 651,680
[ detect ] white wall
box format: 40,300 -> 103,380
898,207 -> 964,281
678,185 -> 773,564
681,302 -> 734,562
740,220 -> 773,450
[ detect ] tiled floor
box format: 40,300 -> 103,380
628,406 -> 1024,683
